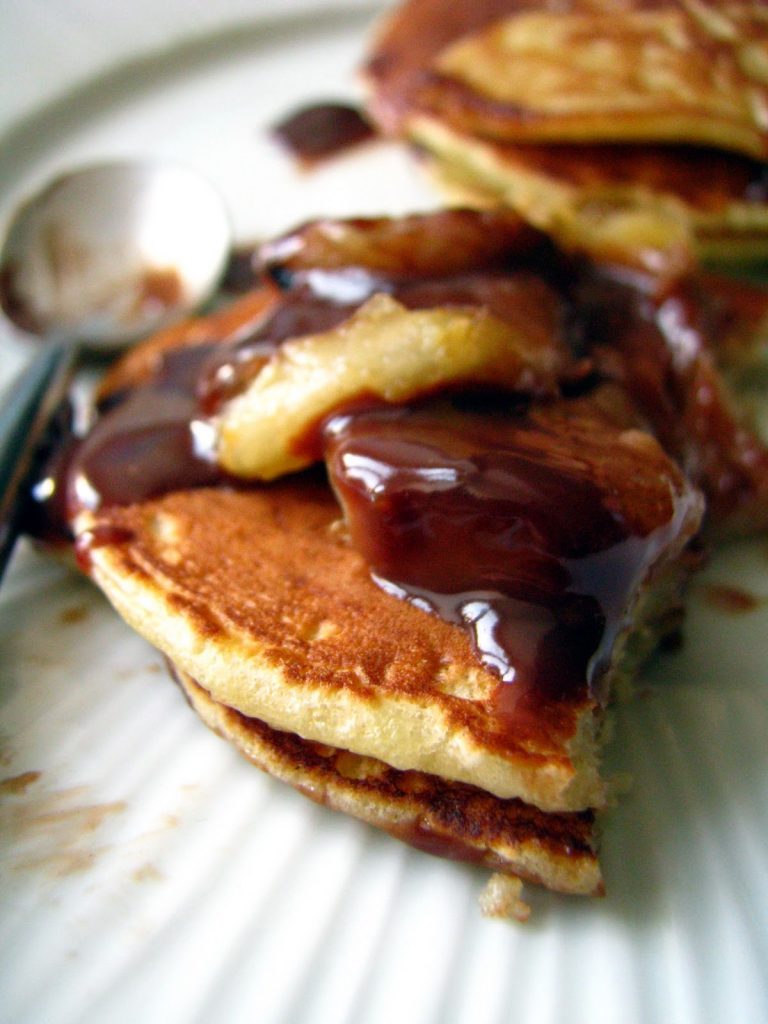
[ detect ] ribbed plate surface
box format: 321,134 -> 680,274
1,5 -> 767,1023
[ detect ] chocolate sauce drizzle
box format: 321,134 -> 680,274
324,398 -> 698,716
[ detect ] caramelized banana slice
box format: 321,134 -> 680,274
215,293 -> 561,479
258,208 -> 545,281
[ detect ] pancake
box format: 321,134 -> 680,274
73,421 -> 699,811
409,122 -> 768,270
404,5 -> 768,155
47,208 -> 768,901
362,0 -> 768,267
364,0 -> 768,153
173,667 -> 603,896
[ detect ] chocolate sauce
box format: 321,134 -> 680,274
65,344 -> 227,518
134,267 -> 184,315
272,103 -> 376,167
324,400 -> 698,714
219,246 -> 260,295
575,271 -> 768,523
74,524 -> 137,574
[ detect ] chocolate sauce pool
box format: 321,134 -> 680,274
70,345 -> 224,511
272,102 -> 376,167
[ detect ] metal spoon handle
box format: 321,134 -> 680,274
0,341 -> 78,581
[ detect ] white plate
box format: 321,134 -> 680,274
1,5 -> 767,1023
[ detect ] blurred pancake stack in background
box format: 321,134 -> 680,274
363,0 -> 768,276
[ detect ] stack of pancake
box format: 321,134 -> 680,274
34,0 -> 768,917
363,0 -> 768,274
56,204 -> 768,910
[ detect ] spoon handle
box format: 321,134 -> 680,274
0,341 -> 78,582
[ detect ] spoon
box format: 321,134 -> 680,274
0,159 -> 232,580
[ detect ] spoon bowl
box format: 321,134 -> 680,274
0,159 -> 231,581
0,160 -> 231,348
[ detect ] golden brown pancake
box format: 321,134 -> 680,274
410,122 -> 768,269
173,667 -> 603,896
363,0 -> 768,266
365,0 -> 768,153
74,407 -> 700,811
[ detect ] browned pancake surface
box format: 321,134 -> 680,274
444,141 -> 768,213
366,0 -> 768,153
175,668 -> 602,895
364,0 -> 517,133
81,480 -> 592,762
